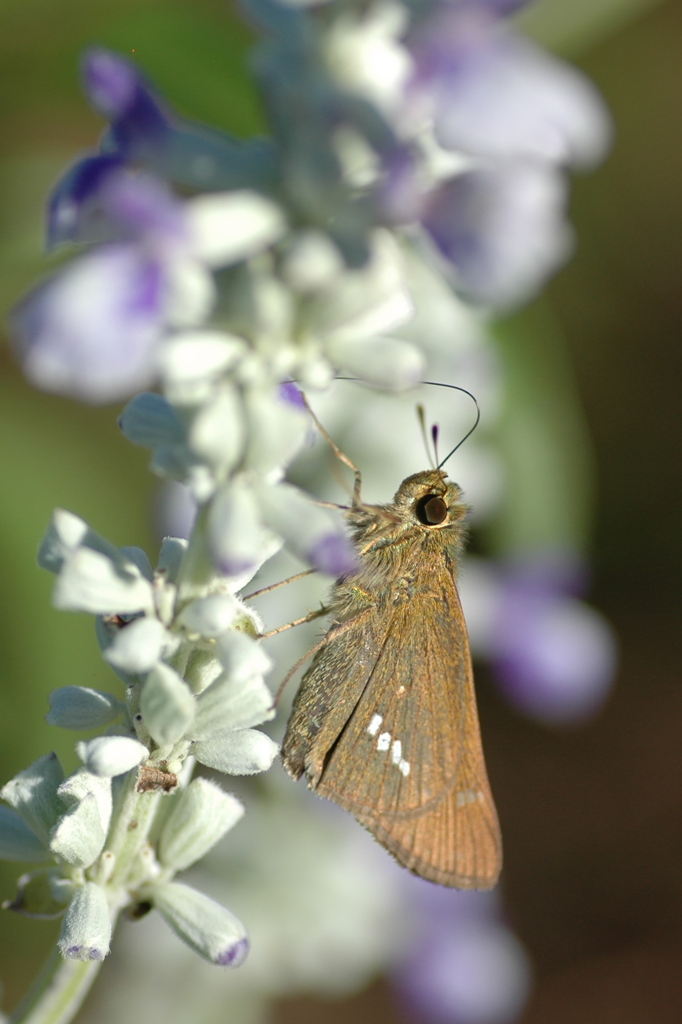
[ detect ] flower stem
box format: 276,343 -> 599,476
8,945 -> 107,1024
106,771 -> 162,887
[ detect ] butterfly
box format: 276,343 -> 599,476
281,458 -> 502,889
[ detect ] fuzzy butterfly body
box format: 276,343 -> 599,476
281,468 -> 502,889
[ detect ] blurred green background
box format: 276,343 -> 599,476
1,0 -> 682,1021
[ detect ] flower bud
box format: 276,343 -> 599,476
158,778 -> 244,871
150,881 -> 248,966
193,728 -> 278,775
140,663 -> 196,746
58,882 -> 112,961
76,736 -> 148,778
46,686 -> 123,730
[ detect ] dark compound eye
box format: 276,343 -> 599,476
415,494 -> 448,525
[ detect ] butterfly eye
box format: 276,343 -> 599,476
415,494 -> 448,525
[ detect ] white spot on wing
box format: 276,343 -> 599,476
374,730 -> 411,775
456,789 -> 484,808
377,732 -> 391,751
367,714 -> 383,737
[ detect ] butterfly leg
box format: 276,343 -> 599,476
242,568 -> 316,601
258,605 -> 330,639
300,393 -> 363,506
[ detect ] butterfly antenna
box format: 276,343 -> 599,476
431,424 -> 441,467
296,377 -> 479,475
416,404 -> 437,469
419,382 -> 480,468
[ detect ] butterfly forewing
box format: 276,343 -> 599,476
313,576 -> 500,888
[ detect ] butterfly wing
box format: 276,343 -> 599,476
282,605 -> 386,784
301,570 -> 502,889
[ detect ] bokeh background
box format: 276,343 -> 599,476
1,0 -> 681,1021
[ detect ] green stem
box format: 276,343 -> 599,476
106,771 -> 162,888
8,943 -> 110,1024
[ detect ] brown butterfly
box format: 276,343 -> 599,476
281,402 -> 502,889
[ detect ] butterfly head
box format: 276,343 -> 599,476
393,469 -> 468,531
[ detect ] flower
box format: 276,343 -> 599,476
408,3 -> 611,168
393,883 -> 531,1024
146,882 -> 249,966
12,244 -> 164,403
490,554 -> 617,724
14,170 -> 285,404
80,48 -> 277,191
422,161 -> 572,306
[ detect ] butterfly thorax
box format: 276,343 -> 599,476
331,469 -> 469,620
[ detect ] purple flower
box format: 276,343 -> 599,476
48,153 -> 127,249
409,5 -> 611,167
308,533 -> 358,577
490,554 -> 617,724
76,49 -> 277,192
49,165 -> 189,253
14,166 -> 285,402
393,883 -> 531,1024
13,173 -> 198,403
12,245 -> 164,403
422,162 -> 571,307
45,48 -> 278,253
83,48 -> 168,151
278,381 -> 307,410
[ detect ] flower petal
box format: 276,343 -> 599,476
12,244 -> 164,403
256,482 -> 357,575
207,480 -> 273,578
423,163 -> 572,308
57,769 -> 113,837
140,664 -> 196,747
177,594 -> 241,639
188,384 -> 246,474
326,334 -> 425,390
193,671 -> 274,740
49,792 -> 106,868
38,509 -> 121,575
411,9 -> 611,167
53,547 -> 155,615
187,191 -> 286,267
103,617 -> 169,674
